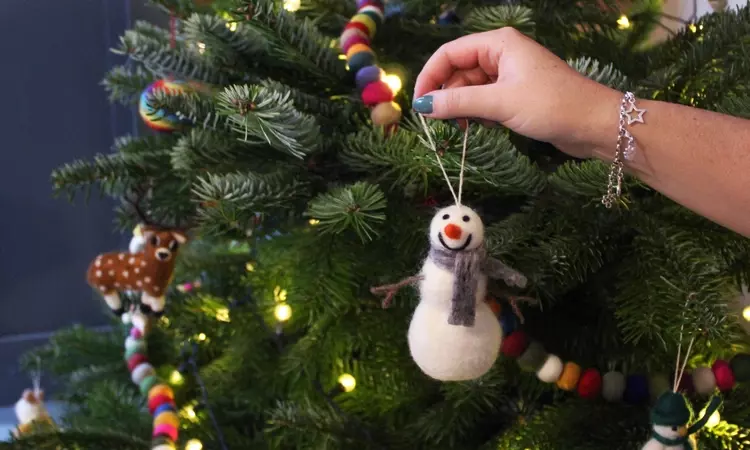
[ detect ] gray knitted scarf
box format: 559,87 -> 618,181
428,244 -> 487,327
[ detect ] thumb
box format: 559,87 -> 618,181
413,85 -> 500,121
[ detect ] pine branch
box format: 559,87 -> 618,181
306,182 -> 387,243
568,57 -> 630,90
463,4 -> 536,34
5,429 -> 149,450
101,65 -> 155,105
182,13 -> 267,71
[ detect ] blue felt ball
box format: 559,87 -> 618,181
357,0 -> 384,8
499,309 -> 518,336
438,9 -> 460,25
349,52 -> 377,75
356,65 -> 382,90
153,402 -> 177,417
623,374 -> 650,404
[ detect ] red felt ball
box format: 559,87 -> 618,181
501,330 -> 529,358
127,353 -> 148,372
342,34 -> 370,54
712,360 -> 735,391
577,368 -> 603,399
677,372 -> 694,394
361,81 -> 393,106
344,21 -> 370,38
148,394 -> 176,415
358,0 -> 384,12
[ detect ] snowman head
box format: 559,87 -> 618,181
429,205 -> 484,252
652,424 -> 688,440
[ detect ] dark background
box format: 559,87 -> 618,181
0,0 -> 167,405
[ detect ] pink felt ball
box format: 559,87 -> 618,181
152,423 -> 178,442
361,81 -> 393,106
712,360 -> 736,391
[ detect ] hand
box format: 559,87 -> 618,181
413,28 -> 621,159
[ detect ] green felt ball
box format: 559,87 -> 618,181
649,373 -> 671,401
124,346 -> 143,361
730,353 -> 750,382
348,51 -> 376,74
125,337 -> 146,353
517,341 -> 547,372
139,375 -> 160,396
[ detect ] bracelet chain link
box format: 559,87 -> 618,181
602,92 -> 641,208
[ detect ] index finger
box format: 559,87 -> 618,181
413,31 -> 501,99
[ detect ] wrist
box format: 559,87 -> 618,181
575,84 -> 623,160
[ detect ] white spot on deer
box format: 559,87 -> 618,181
129,257 -> 135,264
118,254 -> 125,261
154,286 -> 161,293
134,268 -> 140,274
141,261 -> 147,267
106,259 -> 113,265
136,280 -> 143,287
109,270 -> 115,276
95,259 -> 102,267
122,271 -> 129,278
114,282 -> 120,288
125,285 -> 132,290
99,285 -> 107,292
95,270 -> 102,277
144,276 -> 152,284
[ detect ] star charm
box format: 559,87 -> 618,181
625,104 -> 646,125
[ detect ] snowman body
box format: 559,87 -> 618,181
641,426 -> 694,450
407,205 -> 502,381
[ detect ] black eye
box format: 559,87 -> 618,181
169,240 -> 179,251
462,215 -> 470,222
671,426 -> 677,431
442,214 -> 450,220
149,236 -> 159,246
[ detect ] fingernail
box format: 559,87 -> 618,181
413,96 -> 433,114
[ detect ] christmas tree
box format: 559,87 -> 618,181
8,0 -> 750,449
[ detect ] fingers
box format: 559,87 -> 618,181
413,30 -> 502,99
414,84 -> 499,121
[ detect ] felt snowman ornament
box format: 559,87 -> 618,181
372,116 -> 527,381
642,393 -> 721,450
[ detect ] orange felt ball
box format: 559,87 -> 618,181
346,43 -> 373,59
361,81 -> 394,106
154,411 -> 180,428
556,362 -> 582,391
148,384 -> 174,401
371,101 -> 402,126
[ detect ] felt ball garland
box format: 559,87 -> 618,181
123,312 -> 180,449
487,299 -> 750,404
339,0 -> 402,129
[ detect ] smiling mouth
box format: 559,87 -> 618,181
438,233 -> 473,251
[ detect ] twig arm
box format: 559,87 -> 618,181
485,258 -> 527,288
370,275 -> 423,308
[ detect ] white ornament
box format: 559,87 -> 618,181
602,371 -> 626,402
131,363 -> 155,384
692,366 -> 717,395
409,205 -> 500,381
536,354 -> 564,383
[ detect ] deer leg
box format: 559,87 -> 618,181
102,291 -> 124,316
141,292 -> 166,316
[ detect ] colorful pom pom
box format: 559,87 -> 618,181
623,374 -> 649,404
342,34 -> 370,55
557,362 -> 581,391
517,341 -> 547,372
355,65 -> 382,90
344,22 -> 371,38
362,81 -> 393,105
154,411 -> 180,428
127,353 -> 149,372
577,368 -> 602,399
131,363 -> 156,384
359,6 -> 384,21
148,394 -> 176,415
677,372 -> 694,394
151,443 -> 176,450
340,28 -> 369,49
500,330 -> 528,358
131,327 -> 143,339
692,366 -> 717,395
730,353 -> 750,382
601,371 -> 626,402
148,384 -> 175,401
487,297 -> 502,315
139,374 -> 161,396
139,80 -> 192,132
125,336 -> 147,354
346,43 -> 373,59
357,0 -> 384,11
152,423 -> 178,442
712,359 -> 735,391
537,354 -> 564,383
351,14 -> 377,37
348,51 -> 376,74
371,101 -> 402,126
153,402 -> 177,417
649,373 -> 671,401
499,309 -> 518,336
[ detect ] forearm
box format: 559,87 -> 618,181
589,89 -> 750,236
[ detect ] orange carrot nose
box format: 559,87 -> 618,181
444,224 -> 462,240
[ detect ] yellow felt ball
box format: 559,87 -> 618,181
154,411 -> 180,428
371,101 -> 402,126
556,362 -> 582,391
346,43 -> 372,60
351,14 -> 377,38
148,384 -> 174,400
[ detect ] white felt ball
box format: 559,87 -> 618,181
152,445 -> 176,450
536,354 -> 564,383
131,363 -> 155,384
601,371 -> 626,402
125,336 -> 139,351
121,311 -> 132,325
692,366 -> 717,395
129,235 -> 146,254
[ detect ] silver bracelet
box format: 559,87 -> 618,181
602,91 -> 646,208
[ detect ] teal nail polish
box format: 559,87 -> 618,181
413,96 -> 433,114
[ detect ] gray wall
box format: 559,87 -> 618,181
0,0 -> 164,405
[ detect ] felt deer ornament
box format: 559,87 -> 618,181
87,225 -> 188,316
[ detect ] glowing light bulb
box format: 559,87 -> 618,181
216,307 -> 230,322
338,373 -> 356,392
699,406 -> 721,428
181,404 -> 197,420
617,15 -> 631,30
197,333 -> 207,341
169,370 -> 184,385
382,73 -> 402,95
309,218 -> 320,225
283,0 -> 301,12
274,286 -> 287,302
185,439 -> 203,450
197,42 -> 206,54
161,316 -> 171,326
274,303 -> 292,322
743,305 -> 750,322
689,23 -> 698,33
246,262 -> 255,272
